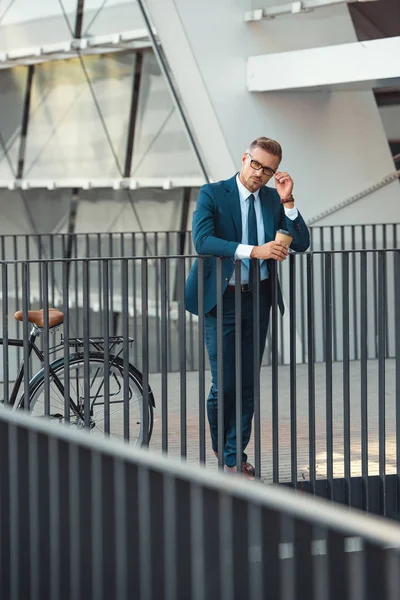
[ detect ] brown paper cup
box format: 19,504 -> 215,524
275,229 -> 293,246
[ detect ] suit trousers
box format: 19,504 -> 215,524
204,280 -> 272,467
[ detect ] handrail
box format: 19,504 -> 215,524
1,404 -> 400,548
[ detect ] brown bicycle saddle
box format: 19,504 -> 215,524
14,308 -> 64,328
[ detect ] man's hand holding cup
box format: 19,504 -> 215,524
250,229 -> 293,261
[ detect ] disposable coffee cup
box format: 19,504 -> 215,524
275,229 -> 293,246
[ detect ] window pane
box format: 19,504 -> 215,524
131,52 -> 202,180
0,0 -> 74,51
82,0 -> 145,38
24,52 -> 135,179
0,67 -> 26,179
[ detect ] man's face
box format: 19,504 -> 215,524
240,147 -> 281,192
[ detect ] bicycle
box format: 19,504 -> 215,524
0,308 -> 155,445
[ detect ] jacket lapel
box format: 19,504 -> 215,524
224,175 -> 242,241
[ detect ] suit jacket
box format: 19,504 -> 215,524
185,174 -> 310,316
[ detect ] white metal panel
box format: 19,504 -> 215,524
248,36 -> 400,92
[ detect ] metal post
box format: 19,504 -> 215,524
161,258 -> 169,454
360,251 -> 369,511
325,253 -> 333,498
198,258 -> 206,463
307,254 -> 316,493
124,52 -> 143,177
342,253 -> 351,506
289,254 -> 297,489
216,258 -> 224,470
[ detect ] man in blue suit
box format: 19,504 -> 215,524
185,137 -> 310,478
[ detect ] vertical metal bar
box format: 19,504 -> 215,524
307,254 -> 316,493
289,254 -> 297,489
394,223 -> 397,249
154,236 -> 161,373
300,254 -> 306,364
38,234 -> 43,308
219,494 -> 233,600
351,226 -> 358,360
166,233 -> 172,371
82,260 -> 91,428
253,261 -> 261,479
74,0 -> 85,38
131,235 -> 138,368
395,251 -> 400,515
50,236 -> 55,307
320,228 -> 326,361
97,234 -> 102,325
122,258 -> 130,441
48,437 -> 60,600
114,459 -> 127,600
325,253 -> 333,497
360,251 -> 369,511
378,251 -> 386,516
330,227 -> 338,362
138,466 -> 151,600
271,261 -> 279,483
28,430 -> 39,600
42,262 -> 50,416
190,484 -> 205,600
109,234 -> 114,333
217,258 -> 224,470
16,65 -> 34,178
124,52 -> 143,177
69,442 -> 80,600
141,259 -> 150,445
103,260 -> 110,435
161,258 -> 169,454
342,253 -> 351,506
22,263 -> 30,410
163,474 -> 177,600
178,257 -> 187,458
361,224 -> 366,250
198,258 -> 206,463
14,237 -> 21,365
2,264 -> 9,404
278,261 -> 284,365
372,225 -> 378,357
8,423 -> 19,600
62,261 -> 70,422
91,452 -> 103,600
235,262 -> 242,473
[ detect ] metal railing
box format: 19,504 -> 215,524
1,405 -> 400,600
0,249 -> 399,517
0,223 -> 399,369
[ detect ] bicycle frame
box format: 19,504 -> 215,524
0,331 -> 83,418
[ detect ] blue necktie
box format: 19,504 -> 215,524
247,194 -> 258,287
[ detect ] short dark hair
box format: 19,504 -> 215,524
248,137 -> 282,161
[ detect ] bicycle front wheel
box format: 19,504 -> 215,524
24,352 -> 154,445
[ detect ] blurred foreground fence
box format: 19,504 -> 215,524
1,406 -> 400,600
0,249 -> 400,517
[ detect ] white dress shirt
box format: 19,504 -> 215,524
229,175 -> 298,285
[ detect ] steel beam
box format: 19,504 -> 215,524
0,30 -> 151,70
245,0 -> 378,21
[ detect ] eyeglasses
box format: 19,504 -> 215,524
246,153 -> 276,177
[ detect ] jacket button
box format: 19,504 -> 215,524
225,278 -> 228,281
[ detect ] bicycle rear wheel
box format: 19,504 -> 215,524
23,352 -> 154,445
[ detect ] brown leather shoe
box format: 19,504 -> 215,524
242,462 -> 255,477
224,464 -> 255,480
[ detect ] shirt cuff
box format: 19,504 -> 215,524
234,244 -> 254,260
284,206 -> 299,220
